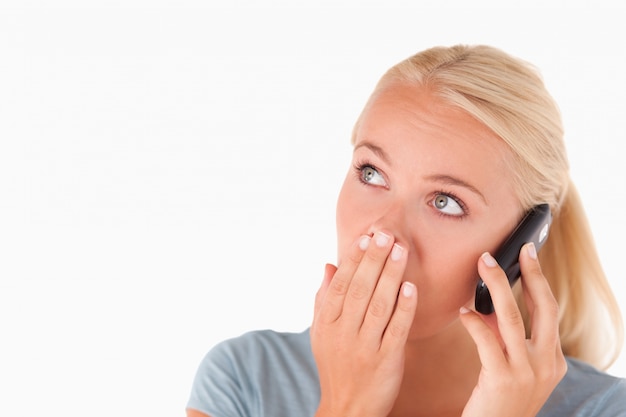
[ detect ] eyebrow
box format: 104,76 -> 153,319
424,174 -> 488,205
354,140 -> 487,204
353,141 -> 392,166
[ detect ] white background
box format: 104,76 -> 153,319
1,2 -> 625,416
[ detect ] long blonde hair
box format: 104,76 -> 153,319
356,44 -> 623,370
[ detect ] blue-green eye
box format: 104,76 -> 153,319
360,165 -> 387,186
433,193 -> 465,216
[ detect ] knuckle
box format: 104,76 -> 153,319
503,365 -> 533,389
353,346 -> 371,364
535,369 -> 551,384
534,292 -> 560,327
363,248 -> 384,263
490,369 -> 523,393
461,313 -> 492,343
526,258 -> 543,275
518,368 -> 535,388
347,248 -> 364,265
535,366 -> 555,385
504,308 -> 525,327
396,297 -> 414,313
330,277 -> 349,296
544,298 -> 560,320
386,321 -> 408,339
348,280 -> 370,301
368,296 -> 390,318
535,361 -> 566,388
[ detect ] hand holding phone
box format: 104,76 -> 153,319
474,204 -> 552,314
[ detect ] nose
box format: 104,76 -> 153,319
366,201 -> 411,246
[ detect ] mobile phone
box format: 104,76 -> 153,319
474,203 -> 552,314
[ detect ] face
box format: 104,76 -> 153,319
336,83 -> 524,339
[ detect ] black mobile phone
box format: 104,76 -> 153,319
474,203 -> 552,314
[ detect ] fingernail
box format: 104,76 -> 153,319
390,243 -> 404,261
526,242 -> 537,260
374,231 -> 390,247
481,252 -> 498,268
402,281 -> 415,298
460,306 -> 472,314
359,235 -> 371,251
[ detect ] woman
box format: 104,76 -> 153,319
186,44 -> 625,416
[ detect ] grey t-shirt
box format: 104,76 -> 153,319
187,328 -> 626,416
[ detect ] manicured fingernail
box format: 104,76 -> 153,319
526,242 -> 537,260
374,231 -> 390,247
390,243 -> 404,261
481,252 -> 498,268
359,235 -> 371,251
460,306 -> 472,314
402,281 -> 415,298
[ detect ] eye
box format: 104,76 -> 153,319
433,193 -> 465,216
359,165 -> 387,187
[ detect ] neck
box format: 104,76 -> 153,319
389,319 -> 482,417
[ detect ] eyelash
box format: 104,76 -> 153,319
352,159 -> 469,219
353,159 -> 386,187
430,190 -> 469,219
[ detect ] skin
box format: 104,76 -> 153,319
187,83 -> 567,417
310,84 -> 567,417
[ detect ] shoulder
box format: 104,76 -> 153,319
215,327 -> 313,353
540,357 -> 626,416
187,328 -> 319,417
206,328 -> 315,370
195,327 -> 316,381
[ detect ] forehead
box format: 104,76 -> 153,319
354,84 -> 517,202
356,83 -> 511,159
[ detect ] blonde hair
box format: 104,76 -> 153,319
355,44 -> 623,370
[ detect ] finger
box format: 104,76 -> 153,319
477,252 -> 527,359
459,306 -> 507,371
314,263 -> 337,316
342,231 -> 395,326
518,243 -> 560,350
316,235 -> 369,324
478,311 -> 506,350
360,243 -> 408,340
380,281 -> 418,353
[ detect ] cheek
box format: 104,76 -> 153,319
335,180 -> 376,264
410,233 -> 484,312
